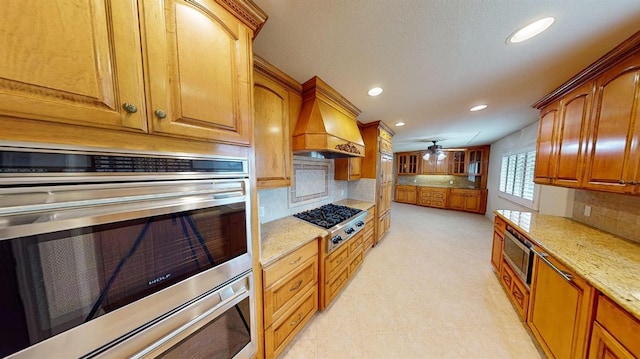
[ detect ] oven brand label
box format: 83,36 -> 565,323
148,273 -> 171,286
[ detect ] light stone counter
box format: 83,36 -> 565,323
495,209 -> 640,320
260,216 -> 327,267
260,200 -> 375,267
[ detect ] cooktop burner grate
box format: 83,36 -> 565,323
293,204 -> 362,229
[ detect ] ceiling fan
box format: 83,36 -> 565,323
423,140 -> 447,160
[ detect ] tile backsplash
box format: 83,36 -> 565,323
396,174 -> 481,188
572,190 -> 640,243
257,156 -> 347,223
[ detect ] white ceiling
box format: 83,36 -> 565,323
252,0 -> 640,152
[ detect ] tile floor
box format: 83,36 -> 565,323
279,202 -> 545,359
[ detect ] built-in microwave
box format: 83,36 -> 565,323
502,225 -> 534,286
0,143 -> 256,358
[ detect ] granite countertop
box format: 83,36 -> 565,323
260,199 -> 375,267
495,209 -> 640,320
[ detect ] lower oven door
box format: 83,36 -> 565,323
0,179 -> 253,358
89,272 -> 256,359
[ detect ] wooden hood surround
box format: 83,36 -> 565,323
292,77 -> 365,158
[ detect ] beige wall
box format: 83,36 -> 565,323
572,190 -> 640,244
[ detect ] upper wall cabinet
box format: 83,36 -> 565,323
0,0 -> 267,146
532,31 -> 640,195
0,1 -> 147,131
253,56 -> 302,189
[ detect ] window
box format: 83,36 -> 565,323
499,150 -> 538,208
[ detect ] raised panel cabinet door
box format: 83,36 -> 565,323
534,104 -> 558,184
555,82 -> 594,187
490,230 -> 504,273
142,0 -> 253,144
588,323 -> 635,359
254,74 -> 291,188
463,192 -> 481,212
448,192 -> 465,210
528,253 -> 595,359
0,0 -> 147,131
583,53 -> 640,192
396,188 -> 407,203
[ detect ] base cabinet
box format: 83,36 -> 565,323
449,189 -> 486,213
528,249 -> 595,359
320,231 -> 364,309
363,208 -> 376,254
418,187 -> 448,208
395,185 -> 417,204
490,216 -> 506,273
262,241 -> 318,359
499,260 -> 529,321
378,210 -> 391,242
588,295 -> 640,359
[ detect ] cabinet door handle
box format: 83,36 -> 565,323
122,103 -> 138,113
154,109 -> 167,119
534,250 -> 573,282
289,256 -> 302,265
618,179 -> 626,185
289,280 -> 303,292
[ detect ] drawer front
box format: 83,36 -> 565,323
325,244 -> 349,280
264,257 -> 318,327
500,260 -> 513,289
431,199 -> 446,208
348,232 -> 364,253
266,287 -> 318,358
596,295 -> 640,356
494,216 -> 507,233
511,276 -> 529,320
418,198 -> 432,206
263,240 -> 318,287
325,265 -> 349,304
419,189 -> 433,198
432,191 -> 445,199
349,252 -> 363,274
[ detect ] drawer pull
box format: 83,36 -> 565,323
289,280 -> 303,292
290,313 -> 303,327
289,256 -> 302,265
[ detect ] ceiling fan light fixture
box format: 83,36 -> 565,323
507,17 -> 555,44
470,104 -> 488,112
368,87 -> 383,96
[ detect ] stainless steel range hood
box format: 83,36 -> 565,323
292,77 -> 365,158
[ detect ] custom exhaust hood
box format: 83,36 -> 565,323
292,76 -> 365,158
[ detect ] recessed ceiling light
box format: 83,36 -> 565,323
395,121 -> 405,127
368,87 -> 383,96
507,17 -> 555,44
470,104 -> 488,112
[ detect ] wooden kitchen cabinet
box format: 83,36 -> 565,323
263,240 -> 318,359
528,248 -> 596,359
0,0 -> 265,147
490,216 -> 506,273
450,151 -> 467,174
320,231 -> 364,309
418,187 -> 449,208
500,260 -> 529,321
420,153 -> 449,174
359,121 -> 395,245
534,103 -> 559,184
449,189 -> 486,214
395,185 -> 417,204
533,31 -> 640,196
363,207 -> 376,254
582,52 -> 640,194
253,56 -> 302,189
335,157 -> 362,181
0,1 -> 147,132
396,152 -> 420,175
588,295 -> 640,359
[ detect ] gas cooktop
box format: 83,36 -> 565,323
293,204 -> 362,229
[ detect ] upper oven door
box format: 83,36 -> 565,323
0,179 -> 252,358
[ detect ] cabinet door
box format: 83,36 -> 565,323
407,189 -> 417,204
528,252 -> 595,359
555,83 -> 594,187
142,0 -> 253,144
0,0 -> 146,131
583,53 -> 640,193
449,192 -> 465,210
254,74 -> 291,189
463,192 -> 481,212
396,188 -> 407,202
534,104 -> 558,184
397,154 -> 408,174
490,230 -> 504,273
467,148 -> 483,175
588,323 -> 635,359
451,151 -> 466,174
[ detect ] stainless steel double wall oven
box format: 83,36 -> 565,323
0,143 -> 256,358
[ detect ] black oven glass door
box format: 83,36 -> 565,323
0,202 -> 247,358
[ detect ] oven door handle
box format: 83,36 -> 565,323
533,249 -> 573,282
129,285 -> 249,359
